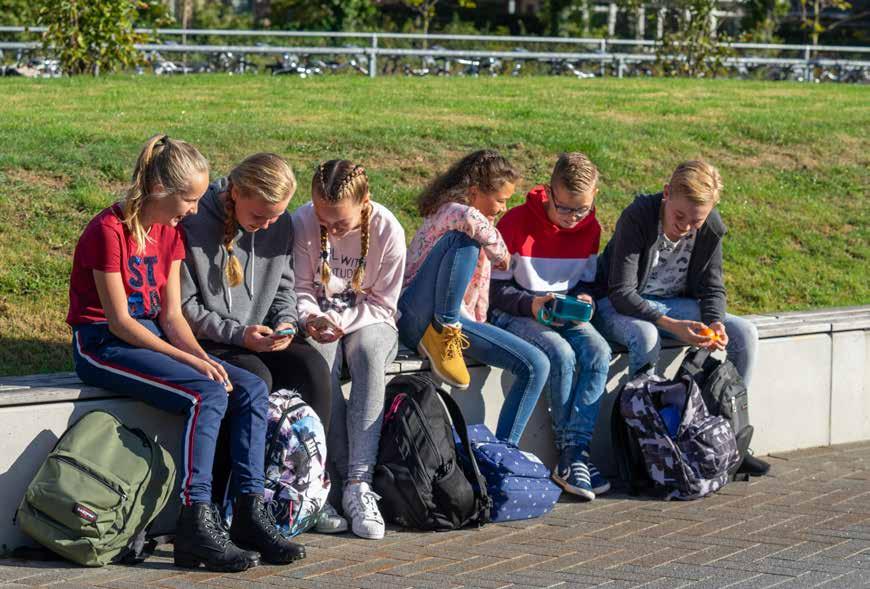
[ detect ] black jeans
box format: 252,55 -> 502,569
201,338 -> 333,503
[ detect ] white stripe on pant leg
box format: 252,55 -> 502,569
74,332 -> 201,504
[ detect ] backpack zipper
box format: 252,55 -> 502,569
390,395 -> 447,480
51,455 -> 127,500
405,396 -> 448,477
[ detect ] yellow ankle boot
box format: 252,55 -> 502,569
418,322 -> 471,389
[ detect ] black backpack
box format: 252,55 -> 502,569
677,348 -> 754,476
374,374 -> 491,531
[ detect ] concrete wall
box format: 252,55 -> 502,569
1,323 -> 868,551
354,328 -> 870,474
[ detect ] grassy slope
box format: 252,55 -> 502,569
0,75 -> 867,375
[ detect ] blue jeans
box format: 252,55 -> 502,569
491,311 -> 611,451
592,296 -> 759,387
72,320 -> 269,505
397,231 -> 549,445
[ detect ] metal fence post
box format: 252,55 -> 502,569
804,44 -> 812,82
369,34 -> 378,78
600,39 -> 607,77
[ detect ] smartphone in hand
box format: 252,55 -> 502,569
272,326 -> 296,338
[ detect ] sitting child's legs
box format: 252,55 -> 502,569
493,312 -> 611,498
593,297 -> 662,376
398,231 -> 480,388
342,323 -> 398,485
558,323 -> 612,449
720,314 -> 758,387
460,317 -> 549,445
311,323 -> 397,540
398,230 -> 480,340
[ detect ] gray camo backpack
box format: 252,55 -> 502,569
617,372 -> 740,500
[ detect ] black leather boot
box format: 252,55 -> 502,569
174,502 -> 260,572
738,453 -> 771,477
230,494 -> 306,564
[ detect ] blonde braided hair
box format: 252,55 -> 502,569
222,153 -> 296,287
312,160 -> 370,293
223,187 -> 244,287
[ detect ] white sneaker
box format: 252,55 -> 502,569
314,502 -> 348,534
341,482 -> 385,540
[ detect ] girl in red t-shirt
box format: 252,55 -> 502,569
67,135 -> 303,572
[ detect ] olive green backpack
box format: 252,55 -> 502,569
16,410 -> 176,567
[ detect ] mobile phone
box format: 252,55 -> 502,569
273,327 -> 296,337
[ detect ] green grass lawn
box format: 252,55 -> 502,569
0,75 -> 867,376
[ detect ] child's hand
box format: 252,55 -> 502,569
305,316 -> 344,344
268,322 -> 295,351
531,294 -> 555,319
188,356 -> 233,393
657,316 -> 713,347
494,255 -> 510,271
243,325 -> 278,353
576,294 -> 594,321
708,321 -> 728,351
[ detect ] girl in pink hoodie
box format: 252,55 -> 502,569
398,149 -> 548,446
292,160 -> 406,540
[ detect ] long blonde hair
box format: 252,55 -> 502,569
124,134 -> 209,254
311,160 -> 370,293
669,160 -> 722,205
223,153 -> 297,287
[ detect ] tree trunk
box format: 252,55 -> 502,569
253,0 -> 271,26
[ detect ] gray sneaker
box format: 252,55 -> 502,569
314,502 -> 348,534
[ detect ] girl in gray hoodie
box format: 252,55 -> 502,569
180,154 -> 343,531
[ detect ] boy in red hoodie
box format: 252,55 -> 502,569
490,153 -> 611,500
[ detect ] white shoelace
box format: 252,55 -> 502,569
347,487 -> 383,523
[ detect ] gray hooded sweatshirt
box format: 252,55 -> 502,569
180,178 -> 297,347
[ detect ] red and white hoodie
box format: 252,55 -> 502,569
490,185 -> 601,318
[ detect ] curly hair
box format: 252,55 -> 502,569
417,149 -> 520,217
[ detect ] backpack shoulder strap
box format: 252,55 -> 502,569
680,347 -> 711,379
435,389 -> 492,523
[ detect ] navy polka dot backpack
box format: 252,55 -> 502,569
460,425 -> 562,522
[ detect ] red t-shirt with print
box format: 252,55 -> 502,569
67,204 -> 186,326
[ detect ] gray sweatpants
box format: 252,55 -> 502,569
306,322 -> 398,484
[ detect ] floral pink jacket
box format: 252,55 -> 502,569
404,202 -> 510,322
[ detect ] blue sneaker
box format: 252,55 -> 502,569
553,446 -> 595,500
589,461 -> 611,495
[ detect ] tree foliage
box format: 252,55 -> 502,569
269,0 -> 377,31
655,0 -> 735,78
37,0 -> 148,75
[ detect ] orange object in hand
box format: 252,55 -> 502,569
698,326 -> 719,341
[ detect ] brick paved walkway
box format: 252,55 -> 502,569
5,443 -> 870,588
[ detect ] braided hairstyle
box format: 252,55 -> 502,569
417,149 -> 520,217
222,153 -> 296,287
312,160 -> 370,293
124,134 -> 209,254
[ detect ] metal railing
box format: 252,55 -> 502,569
1,26 -> 868,80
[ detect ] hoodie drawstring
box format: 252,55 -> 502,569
250,232 -> 256,300
222,245 -> 233,312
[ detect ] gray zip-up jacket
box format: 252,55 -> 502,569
595,192 -> 727,325
180,178 -> 297,347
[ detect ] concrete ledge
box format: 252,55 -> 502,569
1,305 -> 868,550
